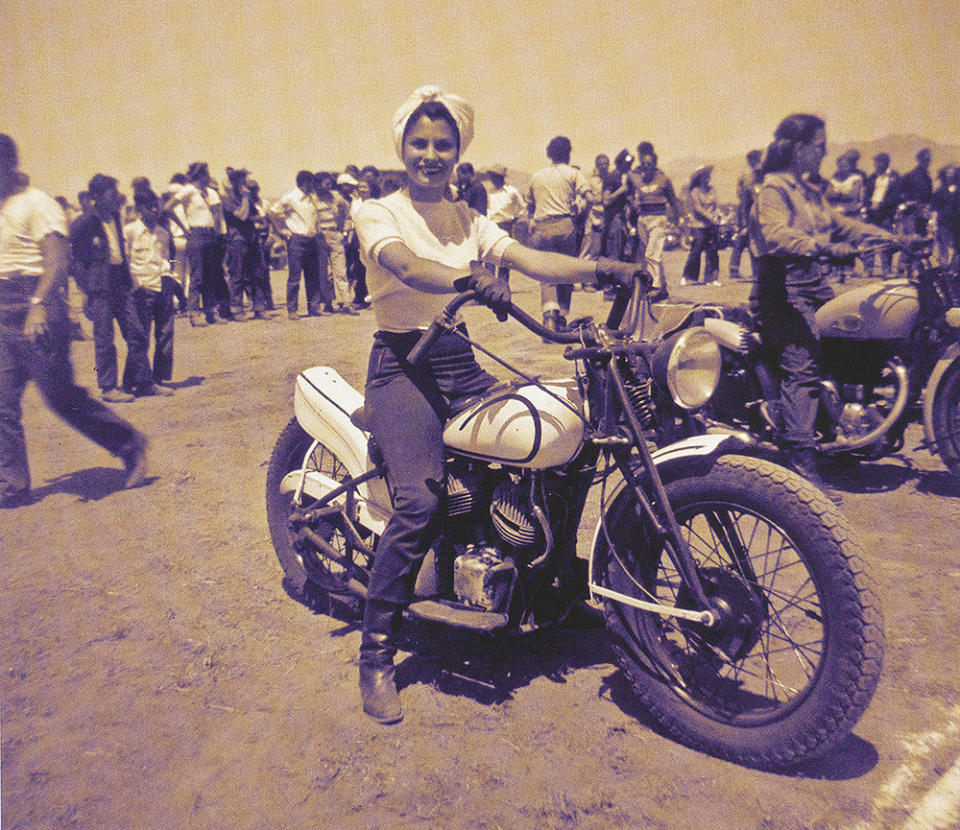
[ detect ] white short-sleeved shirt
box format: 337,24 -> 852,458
354,189 -> 513,332
0,186 -> 68,278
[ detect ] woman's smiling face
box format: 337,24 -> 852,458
402,114 -> 459,199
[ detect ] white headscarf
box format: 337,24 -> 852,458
392,85 -> 474,161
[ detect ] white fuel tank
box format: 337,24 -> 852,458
443,379 -> 586,469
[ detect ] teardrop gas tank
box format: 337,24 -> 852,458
815,278 -> 920,341
443,379 -> 586,469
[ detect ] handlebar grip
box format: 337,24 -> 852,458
407,320 -> 444,365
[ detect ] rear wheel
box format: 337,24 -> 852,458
596,454 -> 884,769
265,418 -> 373,603
931,360 -> 960,477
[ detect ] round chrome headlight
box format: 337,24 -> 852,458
661,328 -> 722,409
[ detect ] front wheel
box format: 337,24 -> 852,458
596,454 -> 884,769
931,359 -> 960,477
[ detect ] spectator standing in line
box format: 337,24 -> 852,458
826,149 -> 866,218
527,135 -> 590,333
359,165 -> 382,199
577,154 -> 609,261
124,188 -> 175,393
164,162 -> 232,326
601,149 -> 633,263
70,174 -> 154,400
681,165 -> 722,286
222,167 -> 266,319
247,179 -> 276,312
728,149 -> 764,280
932,165 -> 960,266
826,149 -> 866,280
456,162 -> 488,215
0,134 -> 149,507
897,148 -> 934,235
272,170 -> 324,319
486,163 -> 526,283
315,172 -> 356,315
626,144 -> 680,299
863,153 -> 900,276
163,174 -> 191,312
337,172 -> 369,309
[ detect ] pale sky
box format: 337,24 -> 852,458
2,0 -> 958,199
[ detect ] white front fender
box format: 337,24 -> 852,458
586,433 -> 742,601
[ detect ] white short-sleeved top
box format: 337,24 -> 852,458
354,189 -> 513,332
0,186 -> 68,278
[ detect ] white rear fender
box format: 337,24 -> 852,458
293,366 -> 391,532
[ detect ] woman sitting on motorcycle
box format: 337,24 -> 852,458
749,113 -> 901,495
352,85 -> 640,724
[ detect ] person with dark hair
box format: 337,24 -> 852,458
455,162 -> 488,215
749,113 -> 903,495
124,188 -> 176,391
70,173 -> 155,400
1,135 -> 148,507
272,170 -> 325,319
728,149 -> 764,280
351,86 -> 642,724
577,154 -> 609,261
222,167 -> 266,319
337,172 -> 369,309
626,145 -> 679,298
164,162 -> 232,325
247,179 -> 276,312
681,165 -> 722,286
315,171 -> 355,314
932,164 -> 960,267
601,149 -> 633,264
863,152 -> 900,276
527,134 -> 590,332
897,148 -> 934,236
359,165 -> 382,199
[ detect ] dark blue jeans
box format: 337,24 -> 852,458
364,327 -> 497,604
186,227 -> 230,318
1,277 -> 141,498
87,271 -> 152,392
752,257 -> 833,447
683,225 -> 720,283
134,285 -> 175,382
286,234 -> 330,314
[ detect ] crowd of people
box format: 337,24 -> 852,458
3,109 -> 959,512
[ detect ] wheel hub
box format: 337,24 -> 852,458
678,568 -> 766,662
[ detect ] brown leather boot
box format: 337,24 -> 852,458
358,600 -> 404,724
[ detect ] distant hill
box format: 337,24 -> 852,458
664,134 -> 960,204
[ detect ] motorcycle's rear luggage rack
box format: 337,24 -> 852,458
406,599 -> 509,632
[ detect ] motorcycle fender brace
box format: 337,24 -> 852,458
586,433 -> 749,626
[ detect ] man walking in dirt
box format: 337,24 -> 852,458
0,134 -> 148,508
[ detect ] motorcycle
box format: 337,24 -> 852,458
266,279 -> 884,769
651,245 -> 960,477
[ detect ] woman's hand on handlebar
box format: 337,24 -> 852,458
595,257 -> 652,291
454,261 -> 511,321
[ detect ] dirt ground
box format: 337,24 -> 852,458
3,250 -> 960,829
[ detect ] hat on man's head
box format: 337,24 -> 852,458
690,164 -> 713,185
336,173 -> 360,187
838,148 -> 860,163
488,163 -> 507,178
